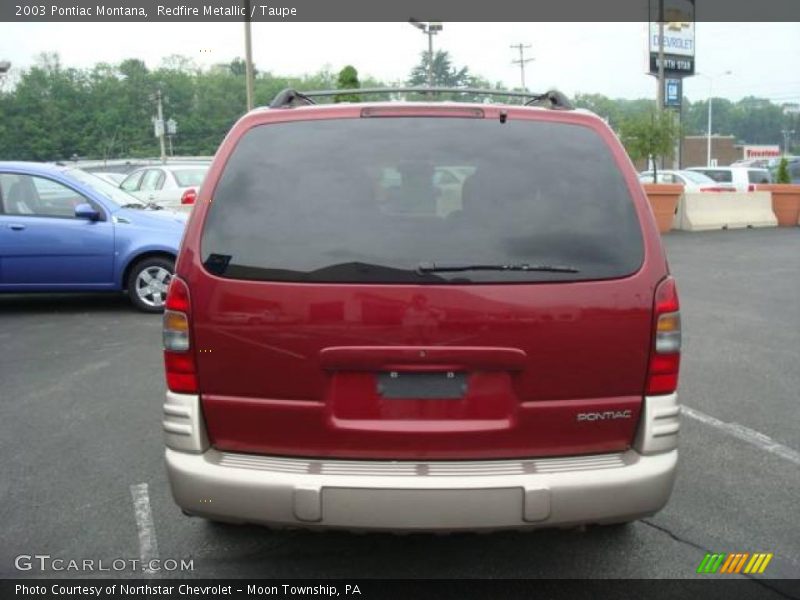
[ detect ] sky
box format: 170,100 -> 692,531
1,21 -> 799,103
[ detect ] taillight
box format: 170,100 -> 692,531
747,184 -> 756,192
646,277 -> 681,395
163,277 -> 197,393
181,188 -> 196,205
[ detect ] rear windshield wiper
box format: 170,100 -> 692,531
417,261 -> 580,274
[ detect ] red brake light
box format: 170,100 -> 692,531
181,188 -> 197,205
163,277 -> 196,394
654,277 -> 679,314
647,277 -> 681,395
361,106 -> 484,118
165,276 -> 191,312
747,184 -> 756,192
164,352 -> 198,394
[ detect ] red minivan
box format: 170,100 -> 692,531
162,89 -> 681,531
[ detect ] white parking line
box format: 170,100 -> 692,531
130,483 -> 160,575
682,405 -> 800,466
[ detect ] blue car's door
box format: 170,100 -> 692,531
0,172 -> 114,288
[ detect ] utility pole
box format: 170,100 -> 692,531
243,0 -> 255,111
510,43 -> 533,91
154,90 -> 166,164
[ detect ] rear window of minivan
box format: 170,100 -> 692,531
201,117 -> 644,284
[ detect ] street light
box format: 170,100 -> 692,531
243,0 -> 254,111
696,70 -> 733,166
409,20 -> 443,88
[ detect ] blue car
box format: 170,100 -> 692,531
0,162 -> 187,312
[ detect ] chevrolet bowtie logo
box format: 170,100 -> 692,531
667,21 -> 691,32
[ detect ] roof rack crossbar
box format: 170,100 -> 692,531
268,87 -> 573,110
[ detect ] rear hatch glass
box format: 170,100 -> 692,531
201,117 -> 643,283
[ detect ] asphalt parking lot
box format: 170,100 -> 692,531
1,228 -> 798,589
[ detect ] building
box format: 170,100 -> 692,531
681,135 -> 740,168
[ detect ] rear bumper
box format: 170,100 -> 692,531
165,447 -> 678,531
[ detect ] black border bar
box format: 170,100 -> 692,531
4,578 -> 800,600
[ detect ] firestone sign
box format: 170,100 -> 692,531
742,145 -> 781,159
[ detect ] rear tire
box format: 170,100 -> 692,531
127,256 -> 175,313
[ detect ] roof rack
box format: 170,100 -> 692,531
268,87 -> 573,110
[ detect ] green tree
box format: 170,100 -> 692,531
620,110 -> 679,179
408,50 -> 471,88
334,65 -> 360,103
775,157 -> 791,184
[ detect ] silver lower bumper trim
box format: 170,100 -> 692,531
166,448 -> 678,531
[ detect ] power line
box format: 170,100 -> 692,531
510,43 -> 534,91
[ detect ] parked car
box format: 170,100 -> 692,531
120,164 -> 209,212
638,169 -> 736,192
162,89 -> 682,532
92,171 -> 126,186
0,162 -> 186,312
686,166 -> 772,191
730,158 -> 772,169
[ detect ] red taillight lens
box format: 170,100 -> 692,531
165,277 -> 190,312
647,277 -> 681,395
747,184 -> 756,192
163,276 -> 197,393
164,352 -> 197,394
181,188 -> 197,205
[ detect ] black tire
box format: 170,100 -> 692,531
126,256 -> 175,313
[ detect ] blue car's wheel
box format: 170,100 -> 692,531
127,256 -> 175,313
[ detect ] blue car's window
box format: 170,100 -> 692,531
66,169 -> 144,207
0,173 -> 90,219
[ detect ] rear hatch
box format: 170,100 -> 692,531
187,109 -> 662,460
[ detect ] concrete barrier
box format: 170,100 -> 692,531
675,191 -> 777,232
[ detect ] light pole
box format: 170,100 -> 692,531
697,70 -> 732,166
409,20 -> 442,88
243,0 -> 254,111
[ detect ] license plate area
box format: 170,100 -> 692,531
376,371 -> 467,399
